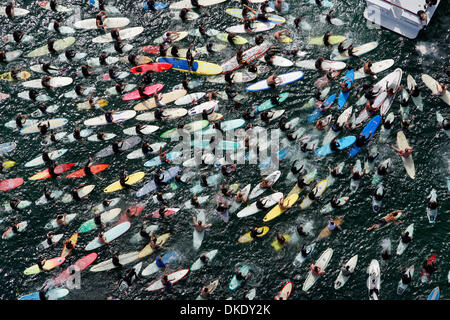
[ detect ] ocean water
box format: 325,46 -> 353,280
0,0 -> 449,300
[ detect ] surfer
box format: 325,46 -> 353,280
55,213 -> 68,226
110,28 -> 121,41
278,197 -> 292,211
329,138 -> 341,152
64,49 -> 77,61
310,264 -> 326,276
41,75 -> 53,89
161,266 -> 173,289
112,140 -> 124,154
98,231 -> 110,245
274,29 -> 290,43
326,216 -> 342,233
119,170 -> 131,188
366,210 -> 403,231
37,121 -> 50,136
422,258 -> 437,278
266,74 -> 279,89
47,39 -> 57,54
323,31 -> 332,47
392,144 -> 413,158
179,8 -> 192,22
249,226 -> 265,239
15,114 -> 27,129
193,216 -> 212,232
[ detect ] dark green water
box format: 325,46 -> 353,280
0,0 -> 449,300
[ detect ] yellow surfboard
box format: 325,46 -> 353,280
103,171 -> 145,193
263,193 -> 299,222
2,161 -> 16,169
0,71 -> 31,81
280,35 -> 293,43
271,234 -> 291,251
299,179 -> 328,210
61,233 -> 78,258
287,170 -> 317,197
138,233 -> 170,258
237,226 -> 270,243
133,89 -> 187,111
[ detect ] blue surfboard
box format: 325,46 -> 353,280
136,166 -> 181,197
259,147 -> 290,169
307,94 -> 336,123
315,136 -> 356,157
427,287 -> 439,300
142,1 -> 167,10
349,115 -> 381,158
157,57 -> 199,72
337,69 -> 354,110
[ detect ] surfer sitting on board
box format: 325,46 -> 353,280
310,264 -> 326,276
41,75 -> 53,89
15,114 -> 27,129
98,231 -> 110,245
191,194 -> 200,207
38,121 -> 50,136
366,210 -> 403,231
329,138 -> 341,152
235,189 -> 249,204
401,231 -> 413,244
193,216 -> 212,232
119,170 -> 131,188
434,82 -> 448,96
56,213 -> 67,226
94,211 -> 105,228
422,258 -> 437,277
104,110 -> 116,124
154,169 -> 168,186
266,74 -> 280,89
250,227 -> 264,239
278,197 -> 292,211
179,8 -> 192,22
325,10 -> 336,25
362,61 -> 377,78
112,140 -> 124,154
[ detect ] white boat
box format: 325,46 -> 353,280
364,0 -> 441,39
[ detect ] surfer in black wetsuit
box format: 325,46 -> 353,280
83,157 -> 93,177
65,49 -> 77,61
119,170 -> 131,188
12,30 -> 24,43
47,39 -> 57,54
142,70 -> 153,85
105,110 -> 114,123
5,3 -> 14,18
141,141 -> 153,155
15,114 -> 27,129
108,66 -> 119,81
112,253 -> 123,268
111,28 -> 121,41
38,121 -> 50,136
113,39 -> 125,53
323,31 -> 332,47
329,138 -> 340,152
112,140 -> 124,154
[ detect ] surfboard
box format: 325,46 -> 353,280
92,27 -> 144,43
156,57 -> 223,75
27,37 -> 75,57
246,71 -> 304,92
85,222 -> 131,251
103,172 -> 146,193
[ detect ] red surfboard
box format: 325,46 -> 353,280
29,163 -> 76,180
52,253 -> 98,286
0,178 -> 24,192
421,254 -> 436,280
118,204 -> 145,224
122,83 -> 164,101
130,63 -> 173,74
151,208 -> 179,219
141,45 -> 160,55
66,164 -> 109,179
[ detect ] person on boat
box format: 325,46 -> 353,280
56,213 -> 67,226
193,216 -> 212,232
112,140 -> 124,154
417,10 -> 428,29
310,264 -> 326,276
392,145 -> 413,158
366,210 -> 403,231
